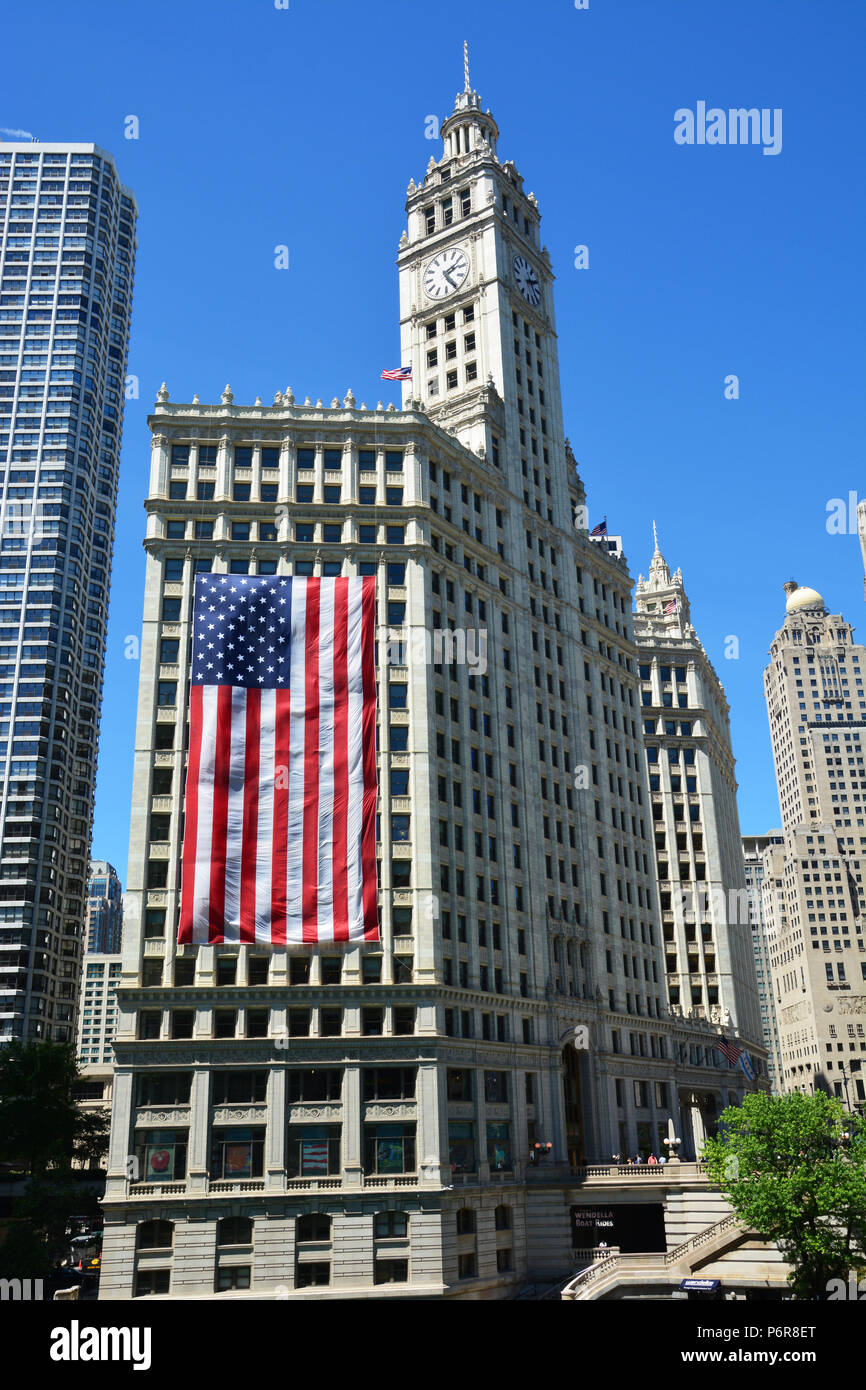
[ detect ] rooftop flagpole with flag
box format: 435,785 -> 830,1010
178,574 -> 379,946
590,517 -> 607,537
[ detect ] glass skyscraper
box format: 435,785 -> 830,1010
85,858 -> 124,954
0,143 -> 136,1042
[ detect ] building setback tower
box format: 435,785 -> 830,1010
633,532 -> 764,1053
762,582 -> 866,1105
86,859 -> 124,954
742,833 -> 784,1092
101,68 -> 759,1300
0,144 -> 136,1043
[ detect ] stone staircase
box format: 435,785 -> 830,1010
561,1213 -> 744,1300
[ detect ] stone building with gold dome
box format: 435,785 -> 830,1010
761,581 -> 866,1106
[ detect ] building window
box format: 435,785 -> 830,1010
297,1214 -> 331,1244
135,1219 -> 173,1250
134,1270 -> 171,1297
484,1071 -> 508,1103
362,1067 -> 416,1101
458,1253 -> 477,1279
215,1266 -> 251,1292
210,1127 -> 265,1180
487,1122 -> 512,1171
287,1127 -> 341,1178
455,1209 -> 476,1238
134,1129 -> 188,1182
136,1072 -> 191,1106
363,1124 -> 416,1175
447,1068 -> 472,1101
287,1069 -> 342,1102
361,1007 -> 384,1035
295,1262 -> 330,1288
373,1211 -> 409,1239
217,1216 -> 252,1246
212,1071 -> 267,1104
374,1260 -> 409,1284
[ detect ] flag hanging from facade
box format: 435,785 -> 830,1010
380,366 -> 412,381
664,599 -> 678,614
715,1038 -> 741,1066
178,574 -> 378,945
738,1051 -> 755,1081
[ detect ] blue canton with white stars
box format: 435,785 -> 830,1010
192,575 -> 293,687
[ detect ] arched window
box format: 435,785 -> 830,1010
374,1211 -> 408,1239
494,1204 -> 512,1231
456,1207 -> 476,1235
297,1213 -> 331,1243
217,1216 -> 252,1247
136,1219 -> 173,1250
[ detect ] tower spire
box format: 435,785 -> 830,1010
652,519 -> 660,555
463,39 -> 470,93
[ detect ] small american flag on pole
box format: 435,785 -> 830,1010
664,598 -> 678,614
381,366 -> 412,381
178,574 -> 378,945
716,1038 -> 742,1066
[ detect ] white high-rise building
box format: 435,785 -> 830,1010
742,833 -> 784,1092
100,63 -> 762,1301
761,581 -> 866,1107
632,530 -> 764,1053
0,143 -> 136,1043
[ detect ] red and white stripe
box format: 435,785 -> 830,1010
178,576 -> 378,944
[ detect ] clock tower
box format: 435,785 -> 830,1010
398,46 -> 571,534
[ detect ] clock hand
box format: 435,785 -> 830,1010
442,268 -> 457,287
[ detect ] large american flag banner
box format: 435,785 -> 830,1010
178,574 -> 378,945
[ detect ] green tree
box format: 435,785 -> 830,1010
0,1040 -> 110,1173
702,1090 -> 866,1299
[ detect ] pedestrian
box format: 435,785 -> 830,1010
658,1153 -> 667,1166
647,1152 -> 658,1166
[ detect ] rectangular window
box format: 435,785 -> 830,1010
374,1259 -> 408,1285
364,1123 -> 416,1175
486,1121 -> 512,1171
484,1071 -> 508,1104
295,1262 -> 330,1288
135,1129 -> 188,1182
448,1121 -> 475,1173
212,1071 -> 267,1104
287,1126 -> 341,1177
210,1126 -> 265,1179
362,1067 -> 416,1101
287,1069 -> 342,1102
215,1266 -> 251,1292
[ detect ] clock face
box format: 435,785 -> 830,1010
423,247 -> 470,300
513,254 -> 541,306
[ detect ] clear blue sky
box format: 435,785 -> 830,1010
4,0 -> 865,885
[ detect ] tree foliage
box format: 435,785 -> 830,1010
0,1040 -> 109,1173
702,1090 -> 866,1298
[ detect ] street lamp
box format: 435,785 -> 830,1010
530,1141 -> 554,1165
